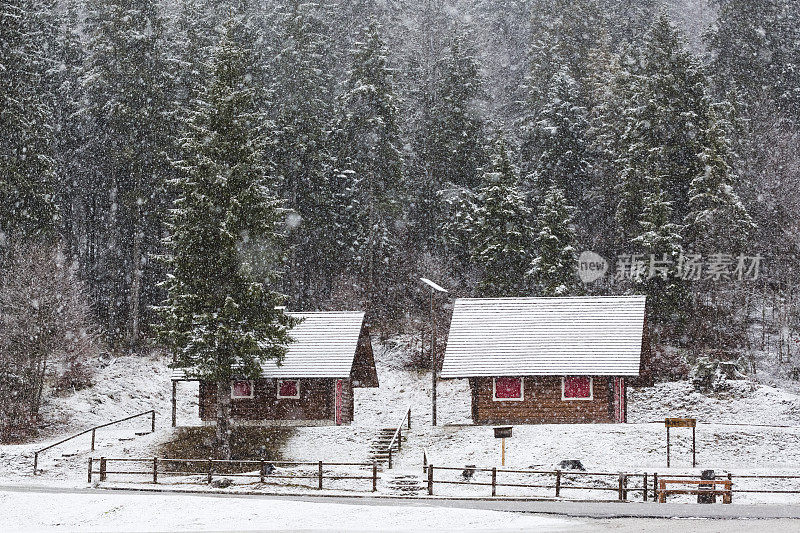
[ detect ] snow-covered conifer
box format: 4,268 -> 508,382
471,136 -> 533,297
156,20 -> 295,459
528,186 -> 581,297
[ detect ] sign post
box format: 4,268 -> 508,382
664,418 -> 697,467
494,426 -> 513,466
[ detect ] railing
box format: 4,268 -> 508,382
423,464 -> 800,502
34,410 -> 155,474
87,457 -> 379,492
385,406 -> 411,469
423,464 -> 650,500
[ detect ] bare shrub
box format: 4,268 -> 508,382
0,241 -> 101,441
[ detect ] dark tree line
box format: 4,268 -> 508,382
3,0 -> 800,385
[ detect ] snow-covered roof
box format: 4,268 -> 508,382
171,311 -> 368,379
439,296 -> 646,378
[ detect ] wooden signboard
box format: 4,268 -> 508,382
494,426 -> 513,439
664,418 -> 697,467
665,418 -> 696,428
494,427 -> 512,466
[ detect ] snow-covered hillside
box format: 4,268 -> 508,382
2,339 -> 800,504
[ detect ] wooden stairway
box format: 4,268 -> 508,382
370,428 -> 405,467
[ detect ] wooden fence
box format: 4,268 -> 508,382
88,457 -> 379,492
423,464 -> 800,502
423,464 -> 648,500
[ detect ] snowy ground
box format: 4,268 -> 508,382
2,338 -> 800,505
0,489 -> 575,532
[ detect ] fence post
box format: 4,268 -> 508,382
152,457 -> 158,484
727,473 -> 733,504
618,473 -> 624,501
399,427 -> 402,452
207,458 -> 213,484
427,464 -> 434,495
653,472 -> 658,502
491,467 -> 497,497
423,451 -> 427,473
100,457 -> 107,482
87,458 -> 93,483
260,460 -> 266,483
372,461 -> 378,492
151,411 -> 156,433
388,448 -> 392,469
91,429 -> 96,451
318,461 -> 323,490
643,473 -> 648,502
555,470 -> 561,498
623,474 -> 628,500
33,452 -> 38,475
408,409 -> 411,429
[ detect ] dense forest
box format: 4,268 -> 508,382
2,0 -> 800,435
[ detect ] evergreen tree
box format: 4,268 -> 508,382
684,112 -> 754,253
410,34 -> 486,251
157,21 -> 295,459
53,0 -> 89,264
524,67 -> 591,215
82,0 -> 172,345
333,19 -> 406,324
470,137 -> 533,297
615,12 -> 718,244
0,0 -> 58,242
584,36 -> 633,254
528,186 -> 581,296
631,180 -> 687,327
271,1 -> 338,307
707,0 -> 800,121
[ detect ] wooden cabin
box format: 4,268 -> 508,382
171,311 -> 378,426
439,296 -> 646,424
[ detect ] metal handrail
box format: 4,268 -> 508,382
385,406 -> 411,469
33,409 -> 155,474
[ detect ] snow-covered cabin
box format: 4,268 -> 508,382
439,296 -> 646,424
171,311 -> 378,426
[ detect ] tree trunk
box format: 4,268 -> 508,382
128,206 -> 143,349
215,380 -> 232,460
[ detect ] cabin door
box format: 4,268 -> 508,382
613,377 -> 626,423
335,379 -> 343,425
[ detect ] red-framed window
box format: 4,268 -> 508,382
277,379 -> 300,399
493,377 -> 524,401
562,376 -> 593,400
231,380 -> 254,399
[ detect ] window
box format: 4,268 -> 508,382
277,379 -> 300,399
493,377 -> 524,401
231,380 -> 254,399
562,376 -> 593,400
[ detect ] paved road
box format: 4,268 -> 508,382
3,483 -> 800,520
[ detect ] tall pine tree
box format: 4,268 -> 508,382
82,0 -> 172,345
157,20 -> 295,459
333,18 -> 406,324
0,0 -> 58,242
470,136 -> 533,297
528,185 -> 581,296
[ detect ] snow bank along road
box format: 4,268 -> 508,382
1,485 -> 800,532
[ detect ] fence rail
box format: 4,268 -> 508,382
423,464 -> 647,500
88,457 -> 379,492
423,462 -> 800,502
34,410 -> 155,474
